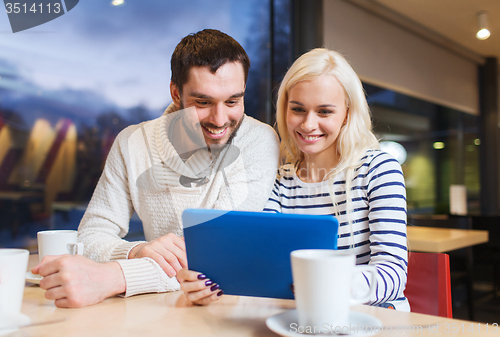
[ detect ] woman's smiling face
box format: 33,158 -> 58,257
286,74 -> 348,161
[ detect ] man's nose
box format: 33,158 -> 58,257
208,104 -> 229,127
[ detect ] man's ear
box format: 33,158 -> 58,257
170,82 -> 181,108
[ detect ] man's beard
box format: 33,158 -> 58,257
179,99 -> 244,155
203,115 -> 244,156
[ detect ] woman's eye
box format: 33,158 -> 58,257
291,107 -> 304,113
318,109 -> 333,115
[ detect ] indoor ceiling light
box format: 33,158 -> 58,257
476,11 -> 491,40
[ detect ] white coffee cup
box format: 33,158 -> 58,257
0,249 -> 29,325
291,249 -> 377,331
37,230 -> 84,263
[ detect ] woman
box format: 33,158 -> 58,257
178,48 -> 408,310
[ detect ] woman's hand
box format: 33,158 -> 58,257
176,269 -> 224,305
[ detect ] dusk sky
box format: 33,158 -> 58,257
0,0 -> 260,114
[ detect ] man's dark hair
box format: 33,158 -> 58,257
171,29 -> 250,93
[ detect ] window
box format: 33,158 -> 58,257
0,0 -> 290,248
366,83 -> 480,215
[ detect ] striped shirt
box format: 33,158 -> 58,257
264,150 -> 409,311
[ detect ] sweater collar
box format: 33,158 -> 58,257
155,104 -> 213,179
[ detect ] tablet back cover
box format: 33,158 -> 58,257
183,209 -> 338,299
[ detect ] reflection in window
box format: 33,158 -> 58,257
0,0 -> 284,248
365,83 -> 480,216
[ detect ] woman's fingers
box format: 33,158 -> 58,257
190,290 -> 224,305
177,269 -> 204,282
177,269 -> 223,305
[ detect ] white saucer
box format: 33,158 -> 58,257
0,313 -> 31,336
266,310 -> 383,337
26,271 -> 43,284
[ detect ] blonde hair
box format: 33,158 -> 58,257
276,48 -> 379,242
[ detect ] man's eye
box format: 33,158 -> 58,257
197,101 -> 209,106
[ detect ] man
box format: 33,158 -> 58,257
32,29 -> 279,308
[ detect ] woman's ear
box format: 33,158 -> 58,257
343,108 -> 349,126
170,82 -> 182,108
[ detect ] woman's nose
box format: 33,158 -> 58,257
300,112 -> 317,132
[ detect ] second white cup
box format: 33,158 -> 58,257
0,249 -> 29,321
291,249 -> 377,331
37,230 -> 84,263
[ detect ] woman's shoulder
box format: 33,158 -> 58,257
355,149 -> 404,187
360,149 -> 401,169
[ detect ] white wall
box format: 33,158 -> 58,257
322,0 -> 479,115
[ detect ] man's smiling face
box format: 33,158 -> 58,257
170,62 -> 245,149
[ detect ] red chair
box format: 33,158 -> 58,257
405,252 -> 453,318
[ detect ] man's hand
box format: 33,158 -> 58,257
31,255 -> 126,308
177,269 -> 223,305
128,233 -> 187,278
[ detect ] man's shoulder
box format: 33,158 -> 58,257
230,115 -> 279,166
237,115 -> 279,145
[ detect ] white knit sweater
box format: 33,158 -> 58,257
78,104 -> 280,296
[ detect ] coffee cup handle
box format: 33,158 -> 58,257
350,265 -> 377,305
67,242 -> 84,255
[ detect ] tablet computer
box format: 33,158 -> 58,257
182,209 -> 338,299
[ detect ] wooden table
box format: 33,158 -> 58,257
9,256 -> 498,337
407,226 -> 489,253
14,287 -> 499,337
